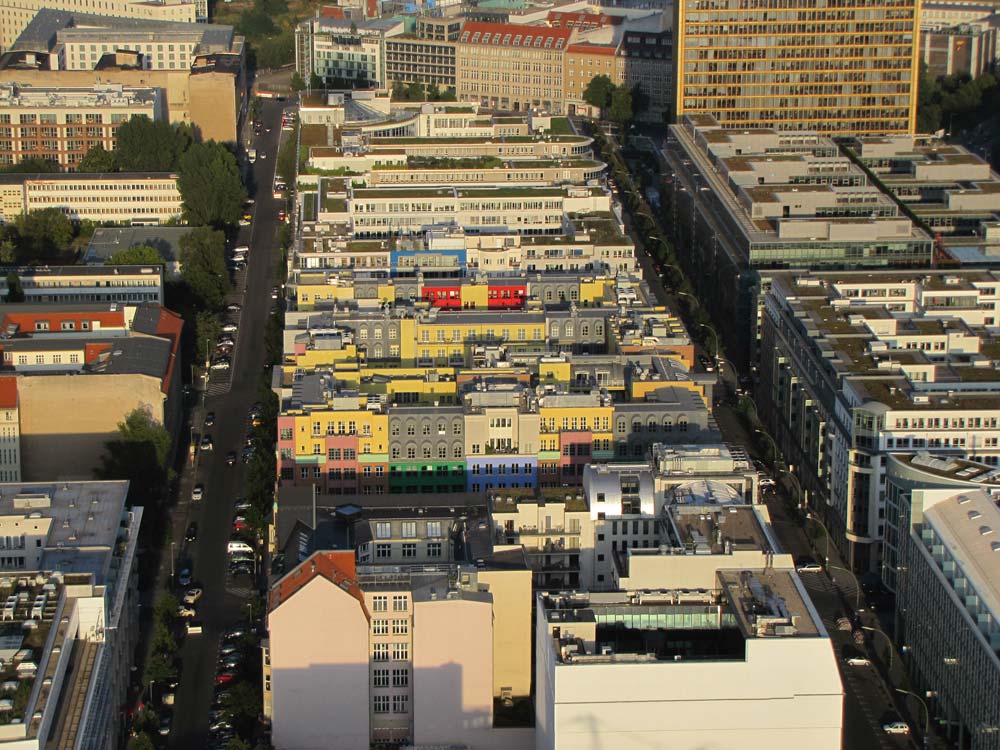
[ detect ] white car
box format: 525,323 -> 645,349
191,484 -> 204,502
221,323 -> 238,333
883,722 -> 910,735
758,477 -> 776,489
183,588 -> 203,605
210,360 -> 231,371
846,657 -> 871,667
796,562 -> 823,573
176,605 -> 197,619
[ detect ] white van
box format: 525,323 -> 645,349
227,541 -> 253,555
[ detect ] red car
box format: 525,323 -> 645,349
215,672 -> 236,686
277,210 -> 287,222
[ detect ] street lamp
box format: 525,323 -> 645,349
829,564 -> 862,612
170,541 -> 176,586
895,688 -> 930,749
864,625 -> 896,672
807,512 -> 830,566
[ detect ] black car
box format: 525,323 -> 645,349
225,451 -> 237,466
204,412 -> 215,427
185,522 -> 198,542
229,562 -> 254,577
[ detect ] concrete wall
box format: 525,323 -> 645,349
537,634 -> 843,750
270,577 -> 371,750
618,550 -> 796,590
16,373 -> 165,481
478,565 -> 532,697
412,597 -> 493,747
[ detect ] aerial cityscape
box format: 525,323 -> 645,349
0,0 -> 996,747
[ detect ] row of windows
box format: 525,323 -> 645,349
375,542 -> 442,558
374,521 -> 441,539
372,694 -> 408,713
372,667 -> 409,687
372,642 -> 409,661
371,595 -> 408,612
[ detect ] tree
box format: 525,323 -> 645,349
290,71 -> 306,92
609,86 -> 634,125
14,208 -> 73,261
2,157 -> 58,174
5,273 -> 24,303
0,238 -> 14,264
107,244 -> 165,266
180,226 -> 230,309
225,738 -> 251,750
222,682 -> 261,734
76,144 -> 116,173
177,141 -> 247,228
98,407 -> 172,510
144,651 -> 177,686
153,593 -> 180,624
405,81 -> 425,101
583,75 -> 615,113
276,130 -> 298,191
195,311 -> 223,362
132,733 -> 155,750
114,116 -> 191,172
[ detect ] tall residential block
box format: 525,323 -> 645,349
673,0 -> 922,135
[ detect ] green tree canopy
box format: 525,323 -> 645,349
107,244 -> 165,266
14,208 -> 73,261
609,86 -> 634,125
114,115 -> 191,171
177,141 -> 247,228
5,273 -> 24,303
76,144 -> 117,173
221,682 -> 261,734
290,71 -> 306,92
195,310 -> 223,363
180,226 -> 230,309
583,75 -> 615,112
98,407 -> 172,510
2,157 -> 58,174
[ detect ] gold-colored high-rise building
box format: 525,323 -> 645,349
673,0 -> 921,135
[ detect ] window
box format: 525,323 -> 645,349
373,695 -> 390,713
373,668 -> 389,687
393,694 -> 409,713
392,619 -> 408,635
373,619 -> 389,635
401,521 -> 417,538
375,522 -> 391,539
392,668 -> 409,688
393,595 -> 408,611
373,643 -> 390,661
372,595 -> 388,612
402,542 -> 416,558
376,543 -> 391,559
427,542 -> 442,557
393,642 -> 409,660
426,521 -> 442,538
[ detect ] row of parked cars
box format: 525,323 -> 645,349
208,622 -> 256,749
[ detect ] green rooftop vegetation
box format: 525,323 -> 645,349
956,366 -> 1000,382
303,194 -> 317,222
549,117 -> 573,135
457,187 -> 564,198
300,124 -> 329,148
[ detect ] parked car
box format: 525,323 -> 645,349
846,657 -> 871,667
204,412 -> 215,427
178,568 -> 192,587
221,323 -> 238,333
183,588 -> 203,605
215,672 -> 236,686
200,435 -> 213,451
835,617 -> 853,632
192,484 -> 204,502
883,722 -> 910,735
219,654 -> 242,669
270,286 -> 280,300
210,359 -> 231,371
233,499 -> 252,512
225,451 -> 237,466
242,446 -> 255,462
758,477 -> 777,489
219,643 -> 240,656
698,354 -> 715,372
226,303 -> 242,313
158,716 -> 172,736
185,522 -> 198,542
176,605 -> 197,619
229,562 -> 253,578
161,692 -> 175,707
217,335 -> 235,346
232,517 -> 249,533
795,557 -> 822,573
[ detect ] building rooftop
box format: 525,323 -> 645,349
83,226 -> 188,266
664,504 -> 773,555
895,452 -> 1000,485
922,490 -> 1000,621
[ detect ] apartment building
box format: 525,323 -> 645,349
295,17 -> 403,87
267,549 -> 533,750
563,43 -> 618,116
456,22 -> 573,113
0,480 -> 142,750
535,572 -> 843,750
385,31 -> 458,92
0,265 -> 163,304
920,0 -> 1000,78
0,302 -> 183,480
894,486 -> 1000,749
0,0 -> 200,52
0,83 -> 162,170
618,23 -> 672,124
759,269 -> 1000,571
846,135 -> 1000,260
672,0 -> 921,135
0,378 -> 19,483
0,172 -> 181,224
1,11 -> 247,142
664,114 -> 934,366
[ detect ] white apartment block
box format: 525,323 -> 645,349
0,172 -> 182,224
534,571 -> 843,750
294,18 -> 403,88
761,269 -> 1000,573
0,0 -> 199,52
0,265 -> 163,304
0,83 -> 163,170
267,551 -> 533,750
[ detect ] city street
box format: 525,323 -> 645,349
166,97 -> 287,749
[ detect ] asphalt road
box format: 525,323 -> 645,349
167,97 -> 287,750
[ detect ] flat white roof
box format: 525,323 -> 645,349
924,489 -> 1000,619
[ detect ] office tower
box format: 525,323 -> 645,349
673,0 -> 922,135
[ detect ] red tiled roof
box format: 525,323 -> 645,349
0,310 -> 126,333
458,21 -> 573,50
0,377 -> 17,409
320,5 -> 345,18
269,551 -> 369,619
151,306 -> 184,395
566,43 -> 618,56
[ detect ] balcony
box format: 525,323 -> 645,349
515,526 -> 580,536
